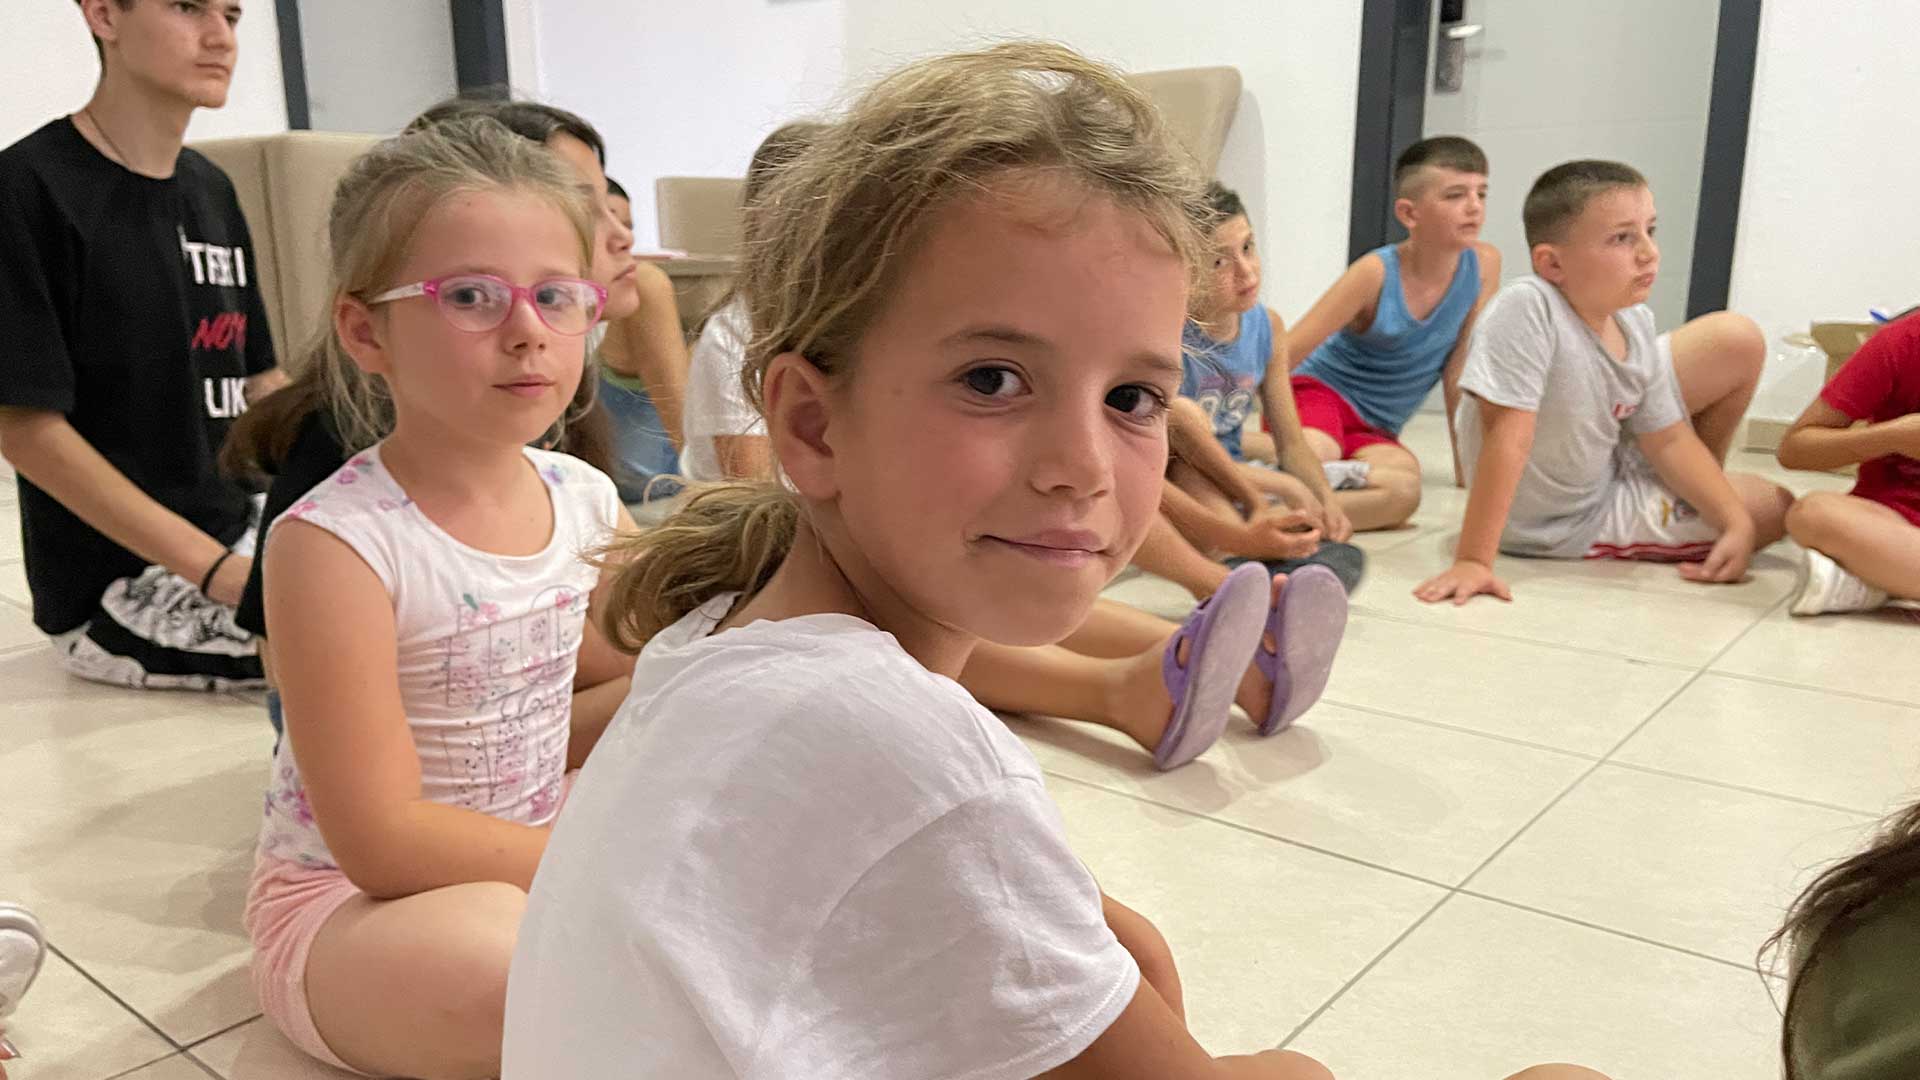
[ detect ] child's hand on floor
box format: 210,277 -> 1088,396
1678,526 -> 1753,584
1415,559 -> 1512,605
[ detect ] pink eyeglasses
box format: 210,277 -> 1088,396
368,274 -> 608,336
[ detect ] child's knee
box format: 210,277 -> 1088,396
1501,1066 -> 1613,1080
1702,311 -> 1766,379
1786,490 -> 1843,544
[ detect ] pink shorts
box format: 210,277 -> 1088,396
244,855 -> 368,1073
245,774 -> 576,1073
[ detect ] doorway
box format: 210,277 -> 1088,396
1350,0 -> 1762,326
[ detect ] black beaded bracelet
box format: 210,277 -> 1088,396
199,550 -> 234,596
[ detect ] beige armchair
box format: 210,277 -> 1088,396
190,132 -> 380,374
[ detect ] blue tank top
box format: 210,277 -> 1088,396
1296,243 -> 1481,434
1179,305 -> 1273,461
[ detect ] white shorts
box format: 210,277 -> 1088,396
1583,466 -> 1719,562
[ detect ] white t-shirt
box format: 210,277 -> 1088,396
678,295 -> 762,483
1455,276 -> 1688,557
505,595 -> 1138,1080
255,444 -> 620,869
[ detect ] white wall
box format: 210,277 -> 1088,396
1730,0 -> 1920,420
302,0 -> 456,134
4,1 -> 287,149
530,0 -> 849,251
521,0 -> 1361,312
838,0 -> 1361,333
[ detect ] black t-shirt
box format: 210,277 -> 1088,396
0,118 -> 276,634
235,409 -> 346,637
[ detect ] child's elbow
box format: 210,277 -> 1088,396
1775,435 -> 1811,471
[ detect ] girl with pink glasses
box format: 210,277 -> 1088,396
241,116 -> 637,1078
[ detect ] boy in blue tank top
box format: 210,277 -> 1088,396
1284,137 -> 1502,531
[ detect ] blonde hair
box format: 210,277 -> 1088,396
307,116 -> 595,450
598,41 -> 1210,649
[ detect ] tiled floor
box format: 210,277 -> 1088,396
2,414 -> 1915,1079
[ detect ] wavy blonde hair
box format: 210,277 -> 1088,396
599,41 -> 1211,649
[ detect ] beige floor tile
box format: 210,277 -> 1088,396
2,952 -> 177,1080
1321,614 -> 1693,756
0,560 -> 27,612
0,602 -> 42,654
1713,604 -> 1920,705
0,506 -> 18,561
1048,779 -> 1444,1055
1467,765 -> 1873,965
189,1017 -> 361,1079
1295,895 -> 1782,1080
1351,541 -> 1776,665
1017,704 -> 1592,885
1614,674 -> 1920,813
0,652 -> 273,1046
112,1052 -> 218,1079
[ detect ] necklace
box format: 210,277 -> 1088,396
81,107 -> 133,168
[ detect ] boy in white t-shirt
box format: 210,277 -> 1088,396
1417,160 -> 1792,604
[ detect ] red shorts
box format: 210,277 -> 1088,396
1286,375 -> 1402,457
1856,484 -> 1920,528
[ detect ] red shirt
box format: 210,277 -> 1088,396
1821,312 -> 1920,520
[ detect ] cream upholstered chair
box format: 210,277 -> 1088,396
653,176 -> 747,258
1125,65 -> 1243,176
191,132 -> 380,374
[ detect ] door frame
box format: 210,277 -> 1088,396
1348,0 -> 1763,319
274,0 -> 515,128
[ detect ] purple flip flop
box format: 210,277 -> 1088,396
1255,563 -> 1348,736
1154,562 -> 1270,771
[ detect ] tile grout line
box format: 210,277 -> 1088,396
45,941 -> 186,1055
1314,699 -> 1606,761
1688,664 -> 1920,711
1455,889 -> 1780,975
101,1051 -> 193,1080
1275,593 -> 1792,1045
1040,771 -> 1459,892
1343,604 -> 1749,671
1275,892 -> 1460,1051
181,1012 -> 264,1051
1341,606 -> 1705,671
1601,759 -> 1884,819
1448,588 -> 1794,898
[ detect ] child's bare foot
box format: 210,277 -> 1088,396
1104,597 -> 1278,751
1104,638 -> 1180,753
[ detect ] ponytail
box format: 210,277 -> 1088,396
597,483 -> 800,649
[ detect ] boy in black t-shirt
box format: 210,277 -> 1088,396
0,0 -> 282,689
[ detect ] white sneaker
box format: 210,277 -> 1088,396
1322,459 -> 1372,491
0,904 -> 44,1022
1791,548 -> 1889,616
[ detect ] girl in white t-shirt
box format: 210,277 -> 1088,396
244,117 -> 638,1078
506,43 -> 1330,1079
686,125 -> 1349,771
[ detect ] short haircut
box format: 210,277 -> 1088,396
1394,135 -> 1488,197
1200,181 -> 1247,231
77,0 -> 137,62
605,176 -> 628,201
1522,159 -> 1648,247
407,98 -> 606,165
742,121 -> 828,208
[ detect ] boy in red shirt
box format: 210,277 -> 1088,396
1778,312 -> 1920,614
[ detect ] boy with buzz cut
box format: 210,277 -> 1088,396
0,0 -> 281,688
1282,135 -> 1502,530
1416,159 -> 1794,605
